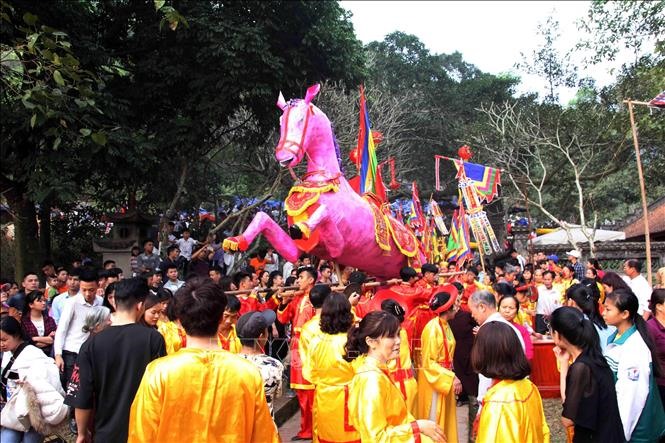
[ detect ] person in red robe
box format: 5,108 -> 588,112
276,267 -> 317,440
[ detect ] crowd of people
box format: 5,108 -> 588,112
1,233 -> 665,442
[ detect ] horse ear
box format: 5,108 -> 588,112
276,92 -> 287,110
304,84 -> 320,104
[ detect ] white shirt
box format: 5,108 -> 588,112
176,237 -> 197,260
51,291 -> 79,324
283,262 -> 295,280
53,293 -> 103,355
477,312 -> 526,404
163,279 -> 184,293
622,274 -> 651,315
264,253 -> 279,273
536,285 -> 560,316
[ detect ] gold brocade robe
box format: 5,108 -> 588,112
348,355 -> 433,443
416,317 -> 457,443
128,348 -> 279,443
300,314 -> 322,383
477,378 -> 550,443
157,320 -> 185,355
387,328 -> 418,414
308,332 -> 359,443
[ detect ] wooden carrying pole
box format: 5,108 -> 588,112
624,99 -> 652,284
223,271 -> 467,296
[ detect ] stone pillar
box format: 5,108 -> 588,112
512,225 -> 531,258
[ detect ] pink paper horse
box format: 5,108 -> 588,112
223,84 -> 424,278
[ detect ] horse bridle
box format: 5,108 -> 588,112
276,101 -> 314,163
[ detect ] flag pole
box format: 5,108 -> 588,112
624,99 -> 652,284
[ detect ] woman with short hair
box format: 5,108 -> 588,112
471,321 -> 550,443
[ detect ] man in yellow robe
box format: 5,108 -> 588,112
416,287 -> 462,443
128,279 -> 278,443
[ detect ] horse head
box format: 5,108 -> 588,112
275,84 -> 326,168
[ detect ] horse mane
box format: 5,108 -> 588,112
330,123 -> 344,174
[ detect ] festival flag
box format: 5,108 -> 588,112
446,211 -> 459,262
198,207 -> 215,222
411,182 -> 426,231
455,204 -> 472,265
429,199 -> 449,235
356,85 -> 379,194
452,160 -> 501,203
649,91 -> 665,108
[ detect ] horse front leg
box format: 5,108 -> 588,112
290,203 -> 345,258
222,211 -> 300,262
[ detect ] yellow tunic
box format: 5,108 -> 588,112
217,324 -> 241,353
157,320 -> 185,355
416,316 -> 457,443
387,328 -> 418,414
348,355 -> 433,443
128,348 -> 278,443
477,378 -> 550,443
308,332 -> 359,443
300,314 -> 322,383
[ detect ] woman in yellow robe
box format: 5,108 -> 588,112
346,311 -> 445,443
381,299 -> 418,414
416,287 -> 462,443
308,293 -> 359,443
471,321 -> 550,443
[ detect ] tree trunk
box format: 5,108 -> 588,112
38,200 -> 52,260
8,191 -> 42,280
158,162 -> 188,257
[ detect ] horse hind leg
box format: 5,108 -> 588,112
222,211 -> 300,262
294,204 -> 345,258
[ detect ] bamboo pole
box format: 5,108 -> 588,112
223,271 -> 467,296
624,99 -> 652,284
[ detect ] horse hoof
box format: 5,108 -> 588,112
289,225 -> 303,240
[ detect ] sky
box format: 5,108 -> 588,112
340,1 -> 631,103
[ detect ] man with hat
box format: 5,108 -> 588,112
566,249 -> 585,282
237,310 -> 284,418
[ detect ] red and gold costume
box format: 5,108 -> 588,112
388,327 -> 418,414
308,332 -> 359,443
416,316 -> 457,443
476,379 -> 550,443
128,348 -> 278,443
369,283 -> 435,356
217,325 -> 241,353
348,355 -> 433,443
277,289 -> 316,438
460,281 -> 483,312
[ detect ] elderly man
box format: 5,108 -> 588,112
468,290 -> 525,405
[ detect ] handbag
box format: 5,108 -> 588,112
0,382 -> 30,431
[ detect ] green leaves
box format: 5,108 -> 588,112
91,132 -> 107,146
53,69 -> 64,85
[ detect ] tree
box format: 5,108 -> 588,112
516,15 -> 577,103
577,0 -> 665,65
471,100 -> 632,255
1,1 -> 110,277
